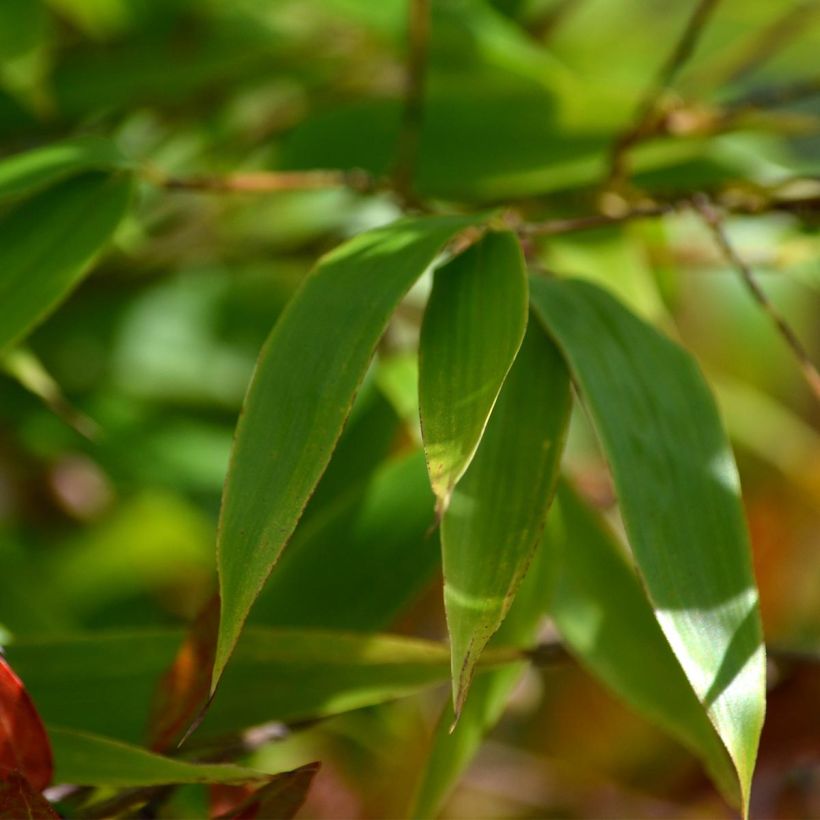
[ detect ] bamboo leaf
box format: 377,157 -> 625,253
419,230 -> 528,508
6,628 -> 513,745
443,318 -> 571,715
0,171 -> 133,355
530,277 -> 765,812
47,727 -> 271,787
214,214 -> 480,690
547,480 -> 740,805
410,535 -> 555,819
0,136 -> 127,205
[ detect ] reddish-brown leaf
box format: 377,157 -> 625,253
0,772 -> 58,819
211,763 -> 320,820
0,656 -> 53,792
147,595 -> 220,752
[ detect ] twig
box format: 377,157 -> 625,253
145,167 -> 378,195
692,1 -> 820,93
692,193 -> 820,403
606,0 -> 722,188
518,202 -> 679,237
392,0 -> 431,205
722,74 -> 820,113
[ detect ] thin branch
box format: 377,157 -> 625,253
692,192 -> 820,403
392,0 -> 431,205
606,0 -> 722,188
144,167 -> 378,195
722,74 -> 820,113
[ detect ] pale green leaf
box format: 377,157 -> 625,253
419,230 -> 528,506
530,277 -> 765,813
48,726 -> 269,787
0,171 -> 133,355
443,317 -> 571,714
214,214 -> 480,689
547,480 -> 740,806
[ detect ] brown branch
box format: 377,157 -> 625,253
392,0 -> 431,205
698,1 -> 820,93
145,167 -> 378,195
606,0 -> 722,188
723,74 -> 820,113
692,192 -> 820,403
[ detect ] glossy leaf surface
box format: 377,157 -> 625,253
0,171 -> 133,354
443,318 -> 571,714
214,214 -> 480,688
547,481 -> 739,804
419,230 -> 528,506
530,277 -> 765,810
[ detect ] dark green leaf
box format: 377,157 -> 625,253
0,171 -> 133,355
419,230 -> 528,507
214,214 -> 480,689
530,277 -> 765,812
443,318 -> 571,715
0,137 -> 127,204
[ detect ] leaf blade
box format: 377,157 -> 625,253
442,317 -> 571,714
547,480 -> 739,805
419,230 -> 528,505
214,214 -> 480,689
0,171 -> 133,355
530,276 -> 766,810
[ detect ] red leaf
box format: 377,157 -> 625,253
0,655 -> 53,792
0,772 -> 59,819
211,763 -> 320,820
147,594 -> 220,752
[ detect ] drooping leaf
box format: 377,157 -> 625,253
419,230 -> 528,508
0,656 -> 52,791
0,136 -> 126,204
147,595 -> 220,753
214,214 -> 481,690
410,530 -> 556,819
47,726 -> 270,787
0,171 -> 134,355
547,480 -> 740,805
443,317 -> 571,715
530,276 -> 766,812
6,629 -> 514,745
211,762 -> 320,820
0,772 -> 58,819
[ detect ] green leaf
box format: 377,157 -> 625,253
443,317 -> 571,715
0,171 -> 133,355
47,727 -> 269,787
252,450 -> 440,632
410,532 -> 555,819
6,628 -> 513,745
547,480 -> 740,805
419,230 -> 528,508
214,214 -> 481,690
0,136 -> 127,204
530,277 -> 765,813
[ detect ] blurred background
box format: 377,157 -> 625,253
0,0 -> 819,816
